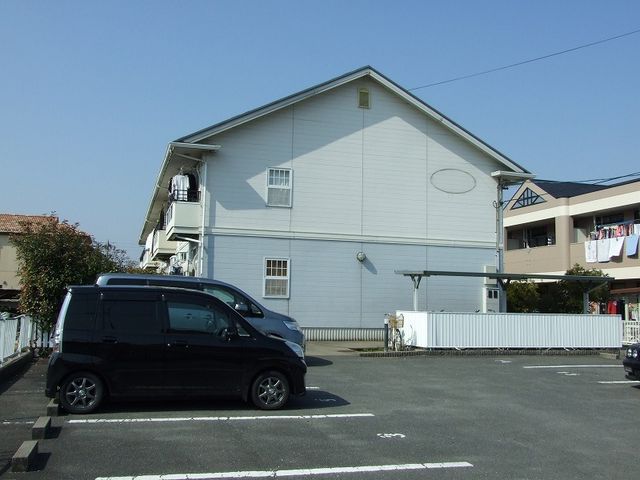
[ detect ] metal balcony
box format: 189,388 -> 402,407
151,229 -> 175,260
165,197 -> 202,241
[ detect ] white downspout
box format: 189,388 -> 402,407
199,157 -> 208,277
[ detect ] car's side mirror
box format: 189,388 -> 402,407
234,302 -> 249,314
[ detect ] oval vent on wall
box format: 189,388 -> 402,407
430,168 -> 477,194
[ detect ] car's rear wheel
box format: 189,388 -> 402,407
59,372 -> 104,414
251,370 -> 289,410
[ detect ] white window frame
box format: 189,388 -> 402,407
263,257 -> 290,299
266,167 -> 292,207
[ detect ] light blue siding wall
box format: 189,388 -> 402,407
362,81 -> 428,239
426,120 -> 498,242
206,235 -> 494,328
199,76 -> 504,328
205,79 -> 499,245
291,82 -> 364,235
206,108 -> 294,231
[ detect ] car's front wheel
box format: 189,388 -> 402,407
59,372 -> 104,414
251,371 -> 289,410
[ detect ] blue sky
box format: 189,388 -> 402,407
1,1 -> 639,259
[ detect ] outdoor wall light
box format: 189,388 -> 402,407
356,251 -> 366,262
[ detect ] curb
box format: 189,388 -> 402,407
46,398 -> 60,417
32,416 -> 52,440
11,440 -> 38,472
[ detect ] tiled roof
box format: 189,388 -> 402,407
0,214 -> 58,233
531,180 -> 610,198
532,178 -> 640,199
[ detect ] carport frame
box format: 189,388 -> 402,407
395,270 -> 615,313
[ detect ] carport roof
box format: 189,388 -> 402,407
395,269 -> 615,291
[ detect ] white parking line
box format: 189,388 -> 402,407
523,365 -> 622,369
597,380 -> 640,384
95,461 -> 473,479
69,413 -> 375,424
1,420 -> 35,425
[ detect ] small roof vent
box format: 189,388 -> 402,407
358,88 -> 370,109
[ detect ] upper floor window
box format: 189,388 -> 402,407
267,168 -> 292,207
511,188 -> 545,210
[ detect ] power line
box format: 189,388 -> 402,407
586,171 -> 640,185
409,28 -> 640,91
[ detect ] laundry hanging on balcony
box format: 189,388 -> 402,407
627,235 -> 639,256
169,174 -> 190,201
585,220 -> 640,263
585,241 -> 597,263
596,239 -> 610,262
608,236 -> 624,259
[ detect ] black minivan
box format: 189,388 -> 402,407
46,285 -> 306,414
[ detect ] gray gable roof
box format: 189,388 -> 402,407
531,180 -> 610,198
532,178 -> 640,199
176,65 -> 530,175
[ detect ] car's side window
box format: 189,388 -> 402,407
167,300 -> 232,336
203,286 -> 263,318
65,292 -> 99,330
102,299 -> 160,334
204,286 -> 235,306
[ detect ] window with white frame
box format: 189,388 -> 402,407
266,168 -> 292,207
264,258 -> 290,298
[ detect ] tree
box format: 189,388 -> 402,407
509,264 -> 610,314
506,281 -> 540,313
555,264 -> 610,314
10,214 -> 138,330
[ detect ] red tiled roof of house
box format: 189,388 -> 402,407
0,214 -> 58,233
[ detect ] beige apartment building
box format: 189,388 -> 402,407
504,178 -> 640,320
0,214 -> 56,312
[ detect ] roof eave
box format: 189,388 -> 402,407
138,142 -> 221,244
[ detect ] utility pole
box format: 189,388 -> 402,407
491,171 -> 536,313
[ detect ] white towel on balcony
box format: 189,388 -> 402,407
584,241 -> 597,263
596,239 -> 610,262
626,234 -> 639,256
608,236 -> 624,259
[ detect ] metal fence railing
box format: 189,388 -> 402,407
0,315 -> 34,364
623,321 -> 639,345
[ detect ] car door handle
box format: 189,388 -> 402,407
168,340 -> 188,348
102,336 -> 118,344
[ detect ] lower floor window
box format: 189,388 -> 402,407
264,258 -> 289,298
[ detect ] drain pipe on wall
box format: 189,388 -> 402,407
199,158 -> 208,277
383,314 -> 389,352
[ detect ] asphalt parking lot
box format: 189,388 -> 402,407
1,348 -> 639,480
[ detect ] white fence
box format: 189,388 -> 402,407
0,315 -> 34,364
398,311 -> 623,349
